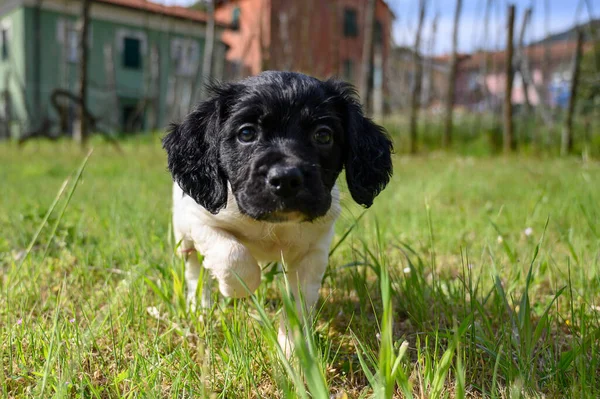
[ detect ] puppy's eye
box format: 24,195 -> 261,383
238,125 -> 257,143
312,128 -> 333,146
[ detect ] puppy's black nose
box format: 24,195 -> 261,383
267,166 -> 304,197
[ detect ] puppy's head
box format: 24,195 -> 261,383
163,71 -> 393,222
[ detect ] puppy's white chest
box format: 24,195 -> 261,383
173,182 -> 340,265
234,225 -> 310,264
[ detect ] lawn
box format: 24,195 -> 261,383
1,136 -> 599,398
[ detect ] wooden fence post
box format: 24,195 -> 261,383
359,0 -> 376,113
408,0 -> 427,154
561,30 -> 584,156
75,0 -> 91,146
517,7 -> 532,113
442,0 -> 462,148
503,4 -> 516,153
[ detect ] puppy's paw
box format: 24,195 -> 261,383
216,266 -> 261,298
205,245 -> 261,298
278,323 -> 295,359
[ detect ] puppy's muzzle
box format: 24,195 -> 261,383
266,166 -> 305,198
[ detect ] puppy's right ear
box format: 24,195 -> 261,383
162,85 -> 236,214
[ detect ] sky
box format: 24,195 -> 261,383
157,0 -> 597,55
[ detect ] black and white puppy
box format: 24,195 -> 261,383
163,71 -> 392,349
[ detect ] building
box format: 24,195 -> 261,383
215,0 -> 395,112
0,0 -> 229,138
455,40 -> 593,111
388,37 -> 593,113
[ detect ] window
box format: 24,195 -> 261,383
123,37 -> 142,69
1,25 -> 9,61
231,7 -> 241,31
343,59 -> 354,82
374,20 -> 383,44
116,29 -> 145,69
343,8 -> 358,37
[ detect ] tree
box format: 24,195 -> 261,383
33,0 -> 42,118
408,0 -> 427,154
199,0 -> 216,100
503,4 -> 515,153
359,0 -> 376,112
75,0 -> 92,147
442,0 -> 462,148
578,27 -> 600,115
517,7 -> 532,113
561,30 -> 584,156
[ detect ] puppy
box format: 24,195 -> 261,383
163,71 -> 392,350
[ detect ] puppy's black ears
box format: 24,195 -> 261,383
327,80 -> 393,208
162,84 -> 236,214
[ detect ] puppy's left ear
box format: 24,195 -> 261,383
327,80 -> 393,207
162,84 -> 237,214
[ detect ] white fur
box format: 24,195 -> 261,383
171,182 -> 341,352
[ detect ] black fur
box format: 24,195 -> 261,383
162,84 -> 239,213
324,80 -> 394,207
163,71 -> 393,221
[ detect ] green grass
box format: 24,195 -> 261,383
1,135 -> 599,398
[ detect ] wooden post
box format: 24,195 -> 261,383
373,46 -> 384,120
519,43 -> 554,127
408,0 -> 426,154
258,0 -> 270,71
561,30 -> 584,156
359,0 -> 376,112
149,44 -> 160,130
277,8 -> 294,71
517,7 -> 532,113
426,12 -> 438,105
327,1 -> 342,78
2,72 -> 11,139
542,0 -> 551,108
33,0 -> 42,121
300,0 -> 312,74
199,0 -> 216,100
103,43 -> 120,130
516,4 -> 555,137
75,0 -> 92,146
442,0 -> 462,148
480,0 -> 492,110
503,4 -> 516,153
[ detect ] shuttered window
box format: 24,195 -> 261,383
123,37 -> 142,69
343,8 -> 358,37
232,7 -> 241,30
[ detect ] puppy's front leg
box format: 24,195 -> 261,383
191,227 -> 261,299
278,245 -> 330,355
181,251 -> 213,309
177,247 -> 205,308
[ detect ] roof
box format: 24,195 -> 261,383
215,0 -> 396,19
378,0 -> 396,20
95,0 -> 230,27
458,40 -> 592,70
